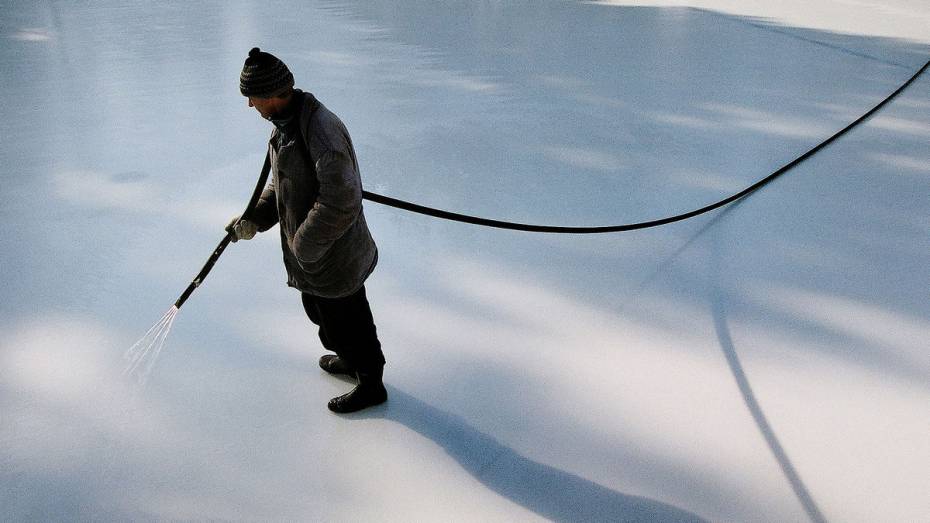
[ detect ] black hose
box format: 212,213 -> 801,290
363,59 -> 929,234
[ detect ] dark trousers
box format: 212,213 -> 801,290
301,285 -> 385,373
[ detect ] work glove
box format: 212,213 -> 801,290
225,214 -> 258,242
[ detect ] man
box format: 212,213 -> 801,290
227,47 -> 386,413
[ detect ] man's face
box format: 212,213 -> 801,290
248,96 -> 278,120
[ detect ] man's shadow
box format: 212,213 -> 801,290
343,385 -> 706,523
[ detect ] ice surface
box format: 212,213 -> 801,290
1,1 -> 928,521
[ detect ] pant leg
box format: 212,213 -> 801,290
301,292 -> 333,351
302,286 -> 385,373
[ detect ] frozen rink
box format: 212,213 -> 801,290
2,1 -> 929,521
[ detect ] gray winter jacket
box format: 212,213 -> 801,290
249,90 -> 377,298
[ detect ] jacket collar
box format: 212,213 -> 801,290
270,89 -> 319,139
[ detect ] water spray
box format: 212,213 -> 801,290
123,153 -> 272,385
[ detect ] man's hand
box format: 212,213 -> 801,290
225,214 -> 258,242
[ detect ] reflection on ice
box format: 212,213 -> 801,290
53,170 -> 162,213
867,152 -> 930,174
698,102 -> 835,139
540,145 -> 626,172
8,28 -> 54,42
868,114 -> 930,136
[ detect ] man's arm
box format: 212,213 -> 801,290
290,148 -> 361,266
247,180 -> 279,232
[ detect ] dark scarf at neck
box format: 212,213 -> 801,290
270,92 -> 302,131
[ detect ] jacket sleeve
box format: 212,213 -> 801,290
290,148 -> 361,266
247,180 -> 279,232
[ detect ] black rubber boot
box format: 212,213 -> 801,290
328,369 -> 387,413
319,354 -> 356,377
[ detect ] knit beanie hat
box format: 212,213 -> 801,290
239,47 -> 294,98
